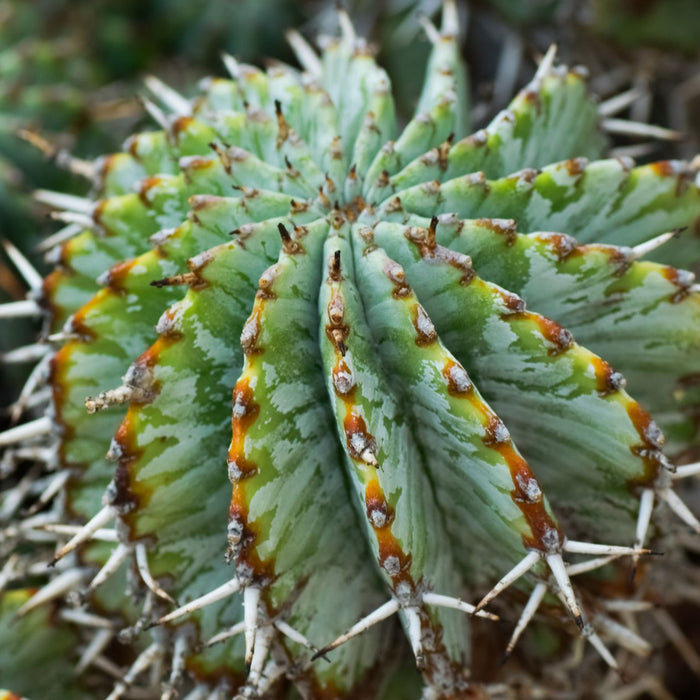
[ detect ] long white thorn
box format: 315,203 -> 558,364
255,658 -> 287,696
546,553 -> 583,629
505,582 -> 547,659
595,615 -> 652,656
1,465 -> 38,519
584,625 -> 619,670
534,44 -> 557,81
86,543 -> 131,594
135,543 -> 176,604
0,555 -> 20,594
441,0 -> 461,37
658,488 -> 700,533
163,631 -> 189,699
337,7 -> 356,47
155,577 -> 241,626
0,299 -> 42,319
1,343 -> 50,364
404,606 -> 424,667
244,586 -> 260,665
50,211 -> 95,229
419,17 -> 441,45
221,52 -> 240,79
90,655 -> 123,681
144,75 -> 192,115
206,621 -> 246,647
603,599 -> 654,613
60,608 -> 116,629
0,416 -> 52,447
631,488 -> 656,578
274,619 -> 319,651
2,239 -> 43,290
10,352 -> 52,424
631,230 -> 683,259
673,461 -> 700,480
17,568 -> 85,616
313,598 -> 399,657
22,387 -> 52,412
34,190 -> 94,215
17,129 -> 95,179
36,222 -> 84,252
474,550 -> 541,612
610,142 -> 658,159
76,628 -> 114,675
140,96 -> 170,131
563,541 -> 650,557
247,623 -> 274,688
24,469 -> 70,515
422,592 -> 499,620
39,524 -> 119,542
285,30 -> 322,76
598,88 -> 644,117
566,555 -> 618,577
50,505 -> 117,564
602,118 -> 682,141
635,488 -> 655,548
105,642 -> 161,700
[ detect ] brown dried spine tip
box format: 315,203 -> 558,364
285,158 -> 302,181
437,133 -> 454,170
377,169 -> 390,189
209,141 -> 231,173
383,196 -> 402,213
290,199 -> 309,214
329,250 -> 342,281
277,223 -> 302,255
427,216 -> 438,249
274,99 -> 290,148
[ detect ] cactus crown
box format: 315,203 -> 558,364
2,2 -> 700,698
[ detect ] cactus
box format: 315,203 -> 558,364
2,2 -> 700,698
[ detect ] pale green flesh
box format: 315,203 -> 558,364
388,214 -> 700,450
318,230 -> 470,671
383,68 -> 604,198
370,222 -> 659,542
383,158 -> 700,269
350,229 -> 556,583
229,221 -> 392,691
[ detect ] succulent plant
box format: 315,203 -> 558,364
2,2 -> 700,698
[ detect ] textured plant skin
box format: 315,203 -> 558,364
2,2 -> 700,698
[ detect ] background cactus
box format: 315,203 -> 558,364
2,2 -> 700,698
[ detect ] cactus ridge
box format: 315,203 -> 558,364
2,2 -> 700,698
